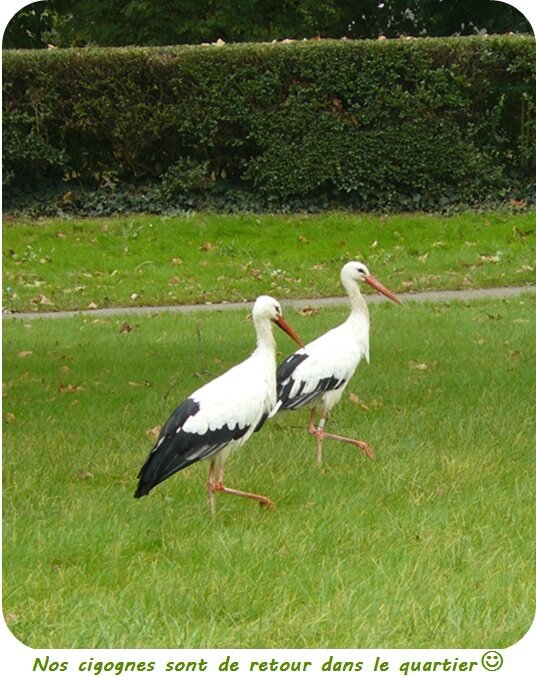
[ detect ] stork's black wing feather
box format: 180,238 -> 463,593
276,352 -> 346,411
134,397 -> 249,498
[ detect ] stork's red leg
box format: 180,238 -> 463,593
207,464 -> 275,512
307,407 -> 324,466
308,407 -> 375,463
207,460 -> 217,516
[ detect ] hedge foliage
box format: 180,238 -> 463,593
3,36 -> 536,213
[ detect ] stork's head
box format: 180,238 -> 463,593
253,295 -> 304,347
341,261 -> 403,305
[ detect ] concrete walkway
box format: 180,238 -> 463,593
3,285 -> 535,321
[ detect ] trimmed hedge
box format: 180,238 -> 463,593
3,36 -> 536,213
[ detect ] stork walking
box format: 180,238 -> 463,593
271,262 -> 402,465
134,295 -> 303,514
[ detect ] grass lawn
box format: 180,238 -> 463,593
3,294 -> 535,648
2,211 -> 535,313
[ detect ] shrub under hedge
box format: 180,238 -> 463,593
3,36 -> 535,213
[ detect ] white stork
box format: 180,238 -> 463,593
134,295 -> 303,514
271,262 -> 402,465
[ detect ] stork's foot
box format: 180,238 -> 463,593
207,480 -> 275,513
310,427 -> 376,461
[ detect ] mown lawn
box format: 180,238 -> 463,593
2,211 -> 535,312
3,295 -> 535,648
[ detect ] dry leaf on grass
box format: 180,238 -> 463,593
299,305 -> 318,316
146,425 -> 161,440
349,392 -> 369,410
32,293 -> 53,306
18,350 -> 33,358
59,383 -> 84,393
409,361 -> 431,371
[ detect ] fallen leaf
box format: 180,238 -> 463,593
169,276 -> 181,285
349,392 -> 369,410
59,383 -> 84,393
480,255 -> 500,263
409,361 -> 430,370
299,305 -> 318,316
128,380 -> 152,388
513,227 -> 533,239
77,470 -> 93,480
171,257 -> 183,265
418,253 -> 429,263
130,293 -> 139,301
513,318 -> 529,324
200,241 -> 215,251
32,293 -> 53,306
4,412 -> 16,424
59,365 -> 70,373
18,350 -> 33,358
87,302 -> 99,309
119,322 -> 133,333
146,425 -> 161,440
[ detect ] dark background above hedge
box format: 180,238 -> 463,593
3,0 -> 533,50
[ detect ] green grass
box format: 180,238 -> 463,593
3,211 -> 535,312
3,295 -> 535,648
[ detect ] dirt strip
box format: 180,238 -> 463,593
3,285 -> 535,321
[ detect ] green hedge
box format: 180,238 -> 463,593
3,36 -> 535,213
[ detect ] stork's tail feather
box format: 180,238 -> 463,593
133,436 -> 191,498
133,445 -> 163,498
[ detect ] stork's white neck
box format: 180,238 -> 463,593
343,278 -> 370,320
253,317 -> 277,356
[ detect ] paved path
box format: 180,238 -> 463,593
3,285 -> 535,321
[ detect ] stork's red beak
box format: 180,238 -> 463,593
274,315 -> 305,348
364,275 -> 403,305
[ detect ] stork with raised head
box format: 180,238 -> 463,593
134,295 -> 303,514
271,262 -> 402,465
